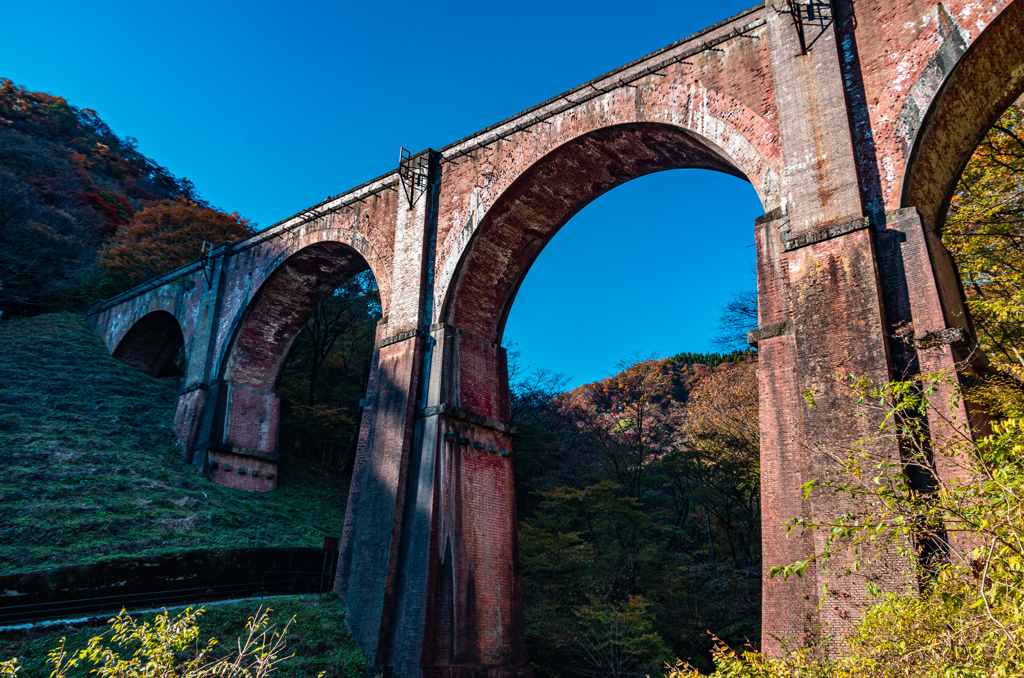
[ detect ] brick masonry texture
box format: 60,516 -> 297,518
88,1 -> 1023,674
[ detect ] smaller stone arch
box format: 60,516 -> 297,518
221,240 -> 373,391
198,240 -> 377,491
279,212 -> 394,320
112,310 -> 185,378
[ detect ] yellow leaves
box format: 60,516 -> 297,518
944,94 -> 1024,383
684,362 -> 760,454
37,606 -> 295,678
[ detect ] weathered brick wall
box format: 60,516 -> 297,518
766,6 -> 864,232
420,428 -> 524,674
456,333 -> 508,422
340,333 -> 425,659
336,319 -> 387,598
172,387 -> 206,462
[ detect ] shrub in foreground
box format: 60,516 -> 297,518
667,372 -> 1024,677
3,606 -> 306,677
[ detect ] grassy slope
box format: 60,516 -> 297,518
0,313 -> 351,574
0,595 -> 370,677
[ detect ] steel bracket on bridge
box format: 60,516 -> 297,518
398,147 -> 430,209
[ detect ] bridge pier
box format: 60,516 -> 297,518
335,151 -> 530,676
417,325 -> 528,678
754,204 -> 979,650
336,326 -> 427,667
755,211 -> 910,650
196,380 -> 282,492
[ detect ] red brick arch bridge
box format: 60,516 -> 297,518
90,1 -> 1024,675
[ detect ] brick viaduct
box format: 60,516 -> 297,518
89,1 -> 1024,675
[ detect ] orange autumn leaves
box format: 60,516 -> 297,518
99,199 -> 253,291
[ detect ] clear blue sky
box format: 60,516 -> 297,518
2,0 -> 763,387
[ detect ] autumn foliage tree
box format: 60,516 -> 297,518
0,78 -> 239,313
585,356 -> 683,499
96,199 -> 253,294
944,94 -> 1024,380
513,355 -> 760,676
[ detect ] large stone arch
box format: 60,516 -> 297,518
889,0 -> 1024,365
439,120 -> 769,345
387,118 -> 773,678
902,0 -> 1024,229
434,87 -> 783,323
112,309 -> 186,378
198,239 -> 378,491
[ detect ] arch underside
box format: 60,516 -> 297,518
902,0 -> 1024,229
223,240 -> 371,392
113,310 -> 185,378
444,122 -> 755,343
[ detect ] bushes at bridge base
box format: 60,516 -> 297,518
0,595 -> 370,678
666,371 -> 1024,678
2,606 -> 291,678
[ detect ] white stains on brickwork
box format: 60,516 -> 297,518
672,80 -> 779,190
883,155 -> 897,186
684,82 -> 710,135
958,1 -> 996,37
434,190 -> 484,323
891,56 -> 915,93
588,92 -> 612,116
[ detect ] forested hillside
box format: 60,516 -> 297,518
0,81 -> 380,575
511,353 -> 759,675
0,79 -> 251,314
